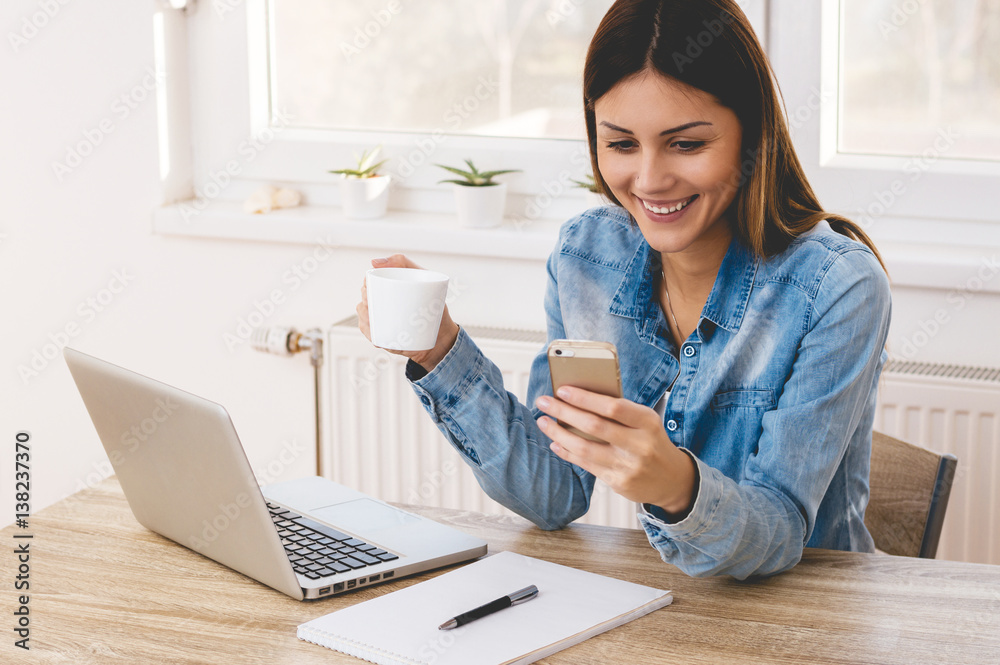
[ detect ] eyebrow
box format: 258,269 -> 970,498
598,120 -> 713,136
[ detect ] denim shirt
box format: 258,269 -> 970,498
407,206 -> 891,579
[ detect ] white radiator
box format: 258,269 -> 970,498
324,318 -> 1000,565
324,318 -> 639,529
874,360 -> 1000,565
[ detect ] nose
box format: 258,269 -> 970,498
634,148 -> 676,195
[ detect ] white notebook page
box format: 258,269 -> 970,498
297,551 -> 673,665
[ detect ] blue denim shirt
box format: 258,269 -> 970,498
408,206 -> 891,579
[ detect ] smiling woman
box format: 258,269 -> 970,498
357,0 -> 893,580
593,73 -> 744,345
594,74 -> 743,292
584,0 -> 884,266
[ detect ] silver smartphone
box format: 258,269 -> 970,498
547,340 -> 623,443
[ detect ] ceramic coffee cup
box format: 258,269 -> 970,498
366,268 -> 450,351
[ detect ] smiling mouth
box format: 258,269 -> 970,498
641,195 -> 698,215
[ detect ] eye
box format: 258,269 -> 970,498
605,140 -> 637,153
673,140 -> 706,152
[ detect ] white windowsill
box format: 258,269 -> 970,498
153,201 -> 1000,294
152,200 -> 564,261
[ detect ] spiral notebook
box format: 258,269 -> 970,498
297,551 -> 673,665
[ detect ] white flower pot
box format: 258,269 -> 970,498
340,174 -> 391,219
453,182 -> 507,229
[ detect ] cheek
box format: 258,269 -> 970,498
686,152 -> 741,195
597,153 -> 631,191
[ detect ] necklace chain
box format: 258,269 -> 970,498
661,270 -> 681,337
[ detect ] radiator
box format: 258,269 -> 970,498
324,319 -> 1000,565
324,318 -> 639,529
874,360 -> 1000,565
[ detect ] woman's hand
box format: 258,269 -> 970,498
535,386 -> 697,515
357,254 -> 460,372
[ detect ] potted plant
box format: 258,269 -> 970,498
436,159 -> 520,229
329,145 -> 391,219
571,173 -> 606,209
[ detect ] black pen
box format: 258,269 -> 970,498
438,585 -> 539,630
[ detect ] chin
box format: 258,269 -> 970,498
630,214 -> 702,252
648,236 -> 702,256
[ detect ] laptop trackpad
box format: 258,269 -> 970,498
310,498 -> 418,537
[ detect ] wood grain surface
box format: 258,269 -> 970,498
2,477 -> 999,664
866,430 -> 945,557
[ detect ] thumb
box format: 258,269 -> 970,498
371,253 -> 423,269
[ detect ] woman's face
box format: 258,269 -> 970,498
594,70 -> 744,257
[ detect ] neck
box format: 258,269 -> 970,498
660,221 -> 732,300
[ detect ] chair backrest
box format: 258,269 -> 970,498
864,431 -> 958,558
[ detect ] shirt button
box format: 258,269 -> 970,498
683,345 -> 696,357
666,419 -> 678,432
420,396 -> 430,406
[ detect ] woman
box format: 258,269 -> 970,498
357,0 -> 891,579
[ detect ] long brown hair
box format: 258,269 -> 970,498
584,0 -> 885,269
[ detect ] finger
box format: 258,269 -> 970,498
537,416 -> 616,473
358,280 -> 370,330
371,253 -> 423,269
356,302 -> 371,339
552,385 -> 649,429
535,396 -> 623,451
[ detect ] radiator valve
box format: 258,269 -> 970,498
250,326 -> 323,367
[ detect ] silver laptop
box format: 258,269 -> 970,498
64,347 -> 487,600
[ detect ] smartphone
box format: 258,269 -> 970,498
547,340 -> 623,443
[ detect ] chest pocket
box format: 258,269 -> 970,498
710,388 -> 776,411
698,388 -> 778,475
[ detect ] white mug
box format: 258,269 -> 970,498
366,268 -> 450,351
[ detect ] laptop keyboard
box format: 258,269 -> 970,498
266,502 -> 399,580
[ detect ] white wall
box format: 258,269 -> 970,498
1,0 -> 997,519
887,284 -> 1000,367
0,0 -> 310,513
0,0 -> 547,518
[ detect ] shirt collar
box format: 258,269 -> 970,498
609,240 -> 658,320
609,232 -> 758,335
700,237 -> 758,333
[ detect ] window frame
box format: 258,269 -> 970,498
166,0 -> 621,226
771,0 -> 1000,231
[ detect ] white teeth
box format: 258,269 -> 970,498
643,196 -> 693,215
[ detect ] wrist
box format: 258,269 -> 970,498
409,321 -> 460,372
654,448 -> 698,517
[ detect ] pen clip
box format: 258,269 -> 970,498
509,585 -> 538,605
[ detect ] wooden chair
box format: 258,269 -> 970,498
865,431 -> 958,558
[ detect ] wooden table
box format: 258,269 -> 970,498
2,477 -> 999,664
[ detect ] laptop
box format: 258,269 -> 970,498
64,347 -> 488,600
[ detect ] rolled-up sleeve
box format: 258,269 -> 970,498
407,247 -> 597,530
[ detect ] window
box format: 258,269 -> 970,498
839,0 -> 1000,162
153,0 -> 654,243
766,0 -> 1000,243
269,0 -> 614,141
158,0 -> 767,231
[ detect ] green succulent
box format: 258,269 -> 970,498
328,145 -> 389,179
436,159 -> 520,187
571,173 -> 601,193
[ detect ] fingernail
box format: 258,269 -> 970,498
372,257 -> 389,265
536,396 -> 551,409
537,417 -> 549,431
556,386 -> 571,399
